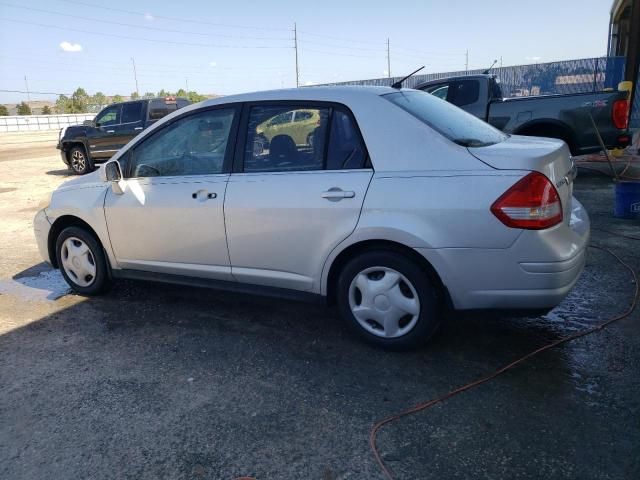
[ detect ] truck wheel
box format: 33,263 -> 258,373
68,146 -> 93,175
336,250 -> 441,350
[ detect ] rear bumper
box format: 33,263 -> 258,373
417,197 -> 590,310
33,208 -> 52,265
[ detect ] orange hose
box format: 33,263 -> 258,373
370,245 -> 638,480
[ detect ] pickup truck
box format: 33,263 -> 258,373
58,96 -> 190,174
414,74 -> 631,156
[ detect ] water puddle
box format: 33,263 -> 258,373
0,269 -> 70,301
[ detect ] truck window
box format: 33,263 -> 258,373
450,80 -> 480,107
122,102 -> 143,124
384,90 -> 508,148
423,84 -> 449,100
95,105 -> 121,127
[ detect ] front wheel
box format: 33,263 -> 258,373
337,250 -> 441,350
68,146 -> 93,175
55,226 -> 111,295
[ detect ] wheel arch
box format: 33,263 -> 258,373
48,215 -> 103,269
514,119 -> 577,154
324,239 -> 451,308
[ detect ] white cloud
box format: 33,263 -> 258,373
304,81 -> 316,86
383,70 -> 389,76
209,61 -> 217,67
59,41 -> 82,52
145,13 -> 154,21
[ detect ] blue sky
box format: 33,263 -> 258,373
0,0 -> 613,103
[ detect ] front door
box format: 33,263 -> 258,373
224,103 -> 373,291
104,106 -> 239,280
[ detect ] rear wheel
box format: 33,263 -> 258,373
336,250 -> 441,350
68,146 -> 93,175
55,226 -> 111,295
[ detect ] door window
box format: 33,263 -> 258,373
128,108 -> 236,178
122,102 -> 143,124
96,105 -> 121,126
245,106 -> 329,172
424,84 -> 450,100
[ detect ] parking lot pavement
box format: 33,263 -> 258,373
1,134 -> 639,480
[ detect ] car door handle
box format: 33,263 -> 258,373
192,191 -> 217,200
134,127 -> 143,131
106,130 -> 115,133
321,188 -> 355,200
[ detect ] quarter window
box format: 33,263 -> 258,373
424,84 -> 449,100
128,108 -> 236,178
326,110 -> 367,170
450,80 -> 480,107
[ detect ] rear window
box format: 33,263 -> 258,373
147,98 -> 190,121
383,90 -> 507,148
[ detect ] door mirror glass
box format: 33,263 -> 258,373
104,161 -> 122,182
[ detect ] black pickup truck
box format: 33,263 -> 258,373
58,97 -> 190,174
415,74 -> 631,156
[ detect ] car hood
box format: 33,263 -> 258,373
56,169 -> 106,193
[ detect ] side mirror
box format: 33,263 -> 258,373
104,161 -> 122,181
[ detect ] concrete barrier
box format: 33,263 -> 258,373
0,114 -> 96,133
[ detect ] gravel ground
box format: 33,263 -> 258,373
0,132 -> 639,479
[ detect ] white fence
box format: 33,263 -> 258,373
0,114 -> 96,133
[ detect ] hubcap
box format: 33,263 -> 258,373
348,266 -> 420,338
71,150 -> 86,171
60,237 -> 96,287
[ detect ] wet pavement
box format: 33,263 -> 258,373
0,142 -> 639,479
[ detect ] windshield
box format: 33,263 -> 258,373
383,90 -> 508,148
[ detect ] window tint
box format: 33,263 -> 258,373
450,80 -> 480,107
147,99 -> 183,121
326,110 -> 367,170
96,105 -> 121,126
384,90 -> 507,148
244,106 -> 328,173
122,102 -> 143,124
129,108 -> 235,178
424,84 -> 449,100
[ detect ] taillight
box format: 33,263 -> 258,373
612,99 -> 629,130
491,172 -> 563,230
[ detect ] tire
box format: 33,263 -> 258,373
336,250 -> 441,350
55,226 -> 111,295
68,145 -> 93,175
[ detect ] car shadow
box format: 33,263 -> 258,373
46,168 -> 72,176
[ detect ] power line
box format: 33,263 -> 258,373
0,2 -> 292,42
55,0 -> 291,31
0,89 -> 72,95
0,17 -> 292,49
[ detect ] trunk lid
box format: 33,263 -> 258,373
468,134 -> 576,224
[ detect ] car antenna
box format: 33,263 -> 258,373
391,66 -> 425,89
482,59 -> 498,75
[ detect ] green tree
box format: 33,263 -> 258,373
187,91 -> 207,102
70,87 -> 89,113
17,102 -> 31,115
56,95 -> 71,113
131,91 -> 140,99
175,88 -> 187,98
91,92 -> 107,109
112,94 -> 124,103
41,105 -> 52,115
157,89 -> 171,98
143,91 -> 155,99
0,105 -> 9,116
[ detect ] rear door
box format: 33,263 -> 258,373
114,101 -> 145,147
224,103 -> 373,291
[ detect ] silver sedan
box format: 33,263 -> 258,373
34,87 -> 589,349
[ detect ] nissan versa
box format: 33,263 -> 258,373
33,87 -> 589,350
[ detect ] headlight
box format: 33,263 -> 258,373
38,190 -> 54,210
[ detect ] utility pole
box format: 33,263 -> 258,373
386,38 -> 391,78
131,57 -> 139,96
186,78 -> 189,92
294,22 -> 299,87
24,76 -> 30,102
499,56 -> 503,80
465,50 -> 469,73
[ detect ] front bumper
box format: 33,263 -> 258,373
33,208 -> 52,265
417,197 -> 590,310
57,143 -> 69,166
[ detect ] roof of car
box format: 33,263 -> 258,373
415,74 -> 493,89
199,86 -> 407,107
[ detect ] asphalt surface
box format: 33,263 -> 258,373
0,135 -> 639,479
